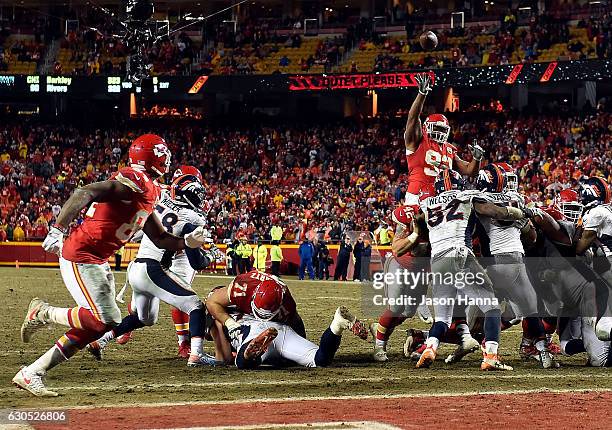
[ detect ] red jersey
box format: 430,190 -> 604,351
62,167 -> 161,264
227,270 -> 297,323
391,205 -> 430,269
406,135 -> 456,196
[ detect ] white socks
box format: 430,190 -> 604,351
485,341 -> 499,355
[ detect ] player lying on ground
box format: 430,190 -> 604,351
87,173 -> 219,367
558,316 -> 611,367
205,269 -> 308,351
211,306 -> 368,369
15,135 -> 211,397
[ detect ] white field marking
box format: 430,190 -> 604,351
316,296 -> 360,301
19,387 -> 612,411
148,422 -> 402,430
1,374 -> 610,396
1,425 -> 35,430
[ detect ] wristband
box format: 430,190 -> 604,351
506,207 -> 524,220
407,232 -> 419,243
52,224 -> 67,234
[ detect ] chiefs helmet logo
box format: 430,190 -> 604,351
153,143 -> 169,157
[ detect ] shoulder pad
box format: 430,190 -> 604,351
112,167 -> 151,193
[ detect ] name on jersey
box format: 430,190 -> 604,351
424,192 -> 461,206
159,197 -> 184,212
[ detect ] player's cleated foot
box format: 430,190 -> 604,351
404,329 -> 426,359
415,346 -> 436,368
187,353 -> 223,367
178,341 -> 191,359
12,367 -> 58,397
445,337 -> 480,364
547,341 -> 561,355
116,331 -> 133,345
20,298 -> 50,343
373,346 -> 388,362
480,353 -> 513,371
538,349 -> 560,369
332,306 -> 368,340
86,341 -> 103,361
243,327 -> 278,361
417,304 -> 433,324
519,344 -> 540,361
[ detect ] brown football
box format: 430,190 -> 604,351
419,30 -> 438,50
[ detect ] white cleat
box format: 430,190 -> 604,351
538,349 -> 560,369
373,346 -> 389,362
12,367 -> 58,397
445,337 -> 481,364
332,306 -> 368,340
417,304 -> 433,324
20,298 -> 50,343
187,353 -> 223,367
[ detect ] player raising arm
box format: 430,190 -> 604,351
14,135 -> 209,397
403,73 -> 483,203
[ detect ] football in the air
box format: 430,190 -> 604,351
419,30 -> 438,50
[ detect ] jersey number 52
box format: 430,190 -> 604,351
427,200 -> 464,227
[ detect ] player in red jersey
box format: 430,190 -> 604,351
404,73 -> 483,204
14,135 -> 210,397
370,204 -> 430,361
206,269 -> 305,344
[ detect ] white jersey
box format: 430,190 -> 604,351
478,191 -> 525,255
136,193 -> 206,284
582,204 -> 612,256
421,190 -> 481,257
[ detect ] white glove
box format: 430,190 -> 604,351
468,142 -> 485,161
224,318 -> 242,345
184,226 -> 211,248
42,225 -> 65,255
414,73 -> 433,95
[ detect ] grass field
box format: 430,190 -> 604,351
0,266 -> 610,413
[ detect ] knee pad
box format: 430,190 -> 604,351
138,313 -> 158,326
595,317 -> 612,341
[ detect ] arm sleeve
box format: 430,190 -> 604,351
181,223 -> 211,270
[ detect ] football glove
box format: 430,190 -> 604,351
224,318 -> 243,345
184,226 -> 212,248
414,73 -> 433,96
468,142 -> 485,161
42,225 -> 66,255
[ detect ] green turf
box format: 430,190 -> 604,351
0,267 -> 610,409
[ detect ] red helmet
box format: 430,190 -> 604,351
422,113 -> 450,144
173,165 -> 203,182
129,134 -> 171,177
495,162 -> 519,191
251,278 -> 285,321
553,189 -> 583,223
392,205 -> 420,228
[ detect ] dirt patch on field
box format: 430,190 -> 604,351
33,391 -> 611,430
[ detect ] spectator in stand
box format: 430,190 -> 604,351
298,238 -> 315,281
353,236 -> 365,282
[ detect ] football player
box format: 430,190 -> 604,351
403,73 -> 483,204
15,135 -> 210,396
475,163 -> 555,368
206,269 -> 307,341
574,176 -> 612,341
417,169 -> 533,370
88,174 -> 218,367
558,316 -> 611,367
218,306 -> 368,369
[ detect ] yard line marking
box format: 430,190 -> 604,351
148,422 -> 402,430
316,296 -> 360,301
1,374 -> 610,396
16,387 -> 612,411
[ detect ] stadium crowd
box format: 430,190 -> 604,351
0,109 -> 610,243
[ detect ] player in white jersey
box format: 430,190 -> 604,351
575,176 -> 612,341
211,306 -> 367,369
558,316 -> 611,367
475,164 -> 555,368
417,169 -> 533,370
88,174 -> 219,367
